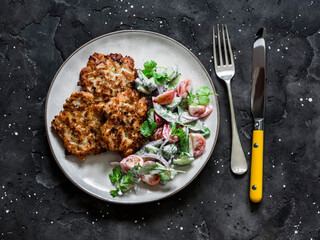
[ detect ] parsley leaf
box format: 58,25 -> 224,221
153,72 -> 168,83
144,60 -> 157,71
109,167 -> 122,183
198,95 -> 210,105
109,167 -> 134,197
187,87 -> 218,106
140,120 -> 157,137
196,86 -> 211,96
171,126 -> 189,153
110,189 -> 119,198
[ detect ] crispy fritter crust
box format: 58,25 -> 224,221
51,91 -> 105,160
100,89 -> 148,156
78,53 -> 137,102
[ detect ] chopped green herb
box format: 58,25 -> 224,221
187,87 -> 218,106
109,167 -> 135,198
144,60 -> 157,71
109,167 -> 122,184
140,120 -> 157,137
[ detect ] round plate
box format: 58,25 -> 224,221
45,30 -> 220,204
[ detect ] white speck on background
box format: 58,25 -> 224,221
14,132 -> 18,136
308,98 -> 313,102
300,98 -> 303,101
277,49 -> 280,52
279,139 -> 281,142
283,185 -> 286,188
5,210 -> 9,213
180,227 -> 183,230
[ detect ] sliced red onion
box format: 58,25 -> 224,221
140,153 -> 170,169
141,139 -> 164,152
181,115 -> 199,122
157,85 -> 166,95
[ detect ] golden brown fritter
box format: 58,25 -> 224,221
78,53 -> 137,102
100,89 -> 148,156
51,91 -> 105,160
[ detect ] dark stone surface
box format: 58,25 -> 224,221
0,0 -> 320,239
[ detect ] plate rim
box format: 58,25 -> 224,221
45,29 -> 220,204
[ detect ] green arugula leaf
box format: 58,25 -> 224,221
144,60 -> 157,71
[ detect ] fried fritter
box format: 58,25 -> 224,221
100,89 -> 148,156
78,53 -> 137,102
51,91 -> 105,160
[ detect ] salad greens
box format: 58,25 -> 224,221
109,60 -> 217,198
187,86 -> 218,106
109,167 -> 134,197
140,108 -> 157,137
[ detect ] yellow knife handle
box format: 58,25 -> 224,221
250,130 -> 264,203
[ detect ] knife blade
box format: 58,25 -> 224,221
249,28 -> 266,203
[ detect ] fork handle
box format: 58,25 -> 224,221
225,81 -> 248,175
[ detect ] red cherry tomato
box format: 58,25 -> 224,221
190,133 -> 206,157
151,126 -> 164,140
197,105 -> 213,118
120,155 -> 144,173
154,113 -> 163,125
154,89 -> 175,105
140,161 -> 161,185
177,79 -> 192,98
162,123 -> 179,143
188,105 -> 206,117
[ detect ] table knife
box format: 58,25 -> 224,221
250,28 -> 266,203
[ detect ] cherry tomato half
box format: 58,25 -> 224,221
120,155 -> 144,173
197,104 -> 213,118
151,126 -> 164,140
140,161 -> 161,185
154,112 -> 163,125
162,123 -> 179,143
154,89 -> 175,105
188,105 -> 206,117
190,133 -> 206,157
177,79 -> 192,98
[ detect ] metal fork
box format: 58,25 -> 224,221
213,24 -> 248,175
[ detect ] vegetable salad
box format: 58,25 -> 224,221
109,61 -> 217,197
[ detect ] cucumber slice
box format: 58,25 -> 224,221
173,153 -> 194,166
145,145 -> 160,154
169,73 -> 181,87
136,83 -> 151,94
162,144 -> 178,160
188,135 -> 194,158
165,97 -> 182,110
154,103 -> 179,123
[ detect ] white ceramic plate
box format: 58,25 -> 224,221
45,30 -> 220,204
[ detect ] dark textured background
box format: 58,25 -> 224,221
1,0 -> 320,239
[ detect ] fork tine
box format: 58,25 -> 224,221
212,26 -> 218,69
225,25 -> 234,66
217,24 -> 223,66
221,24 -> 229,65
